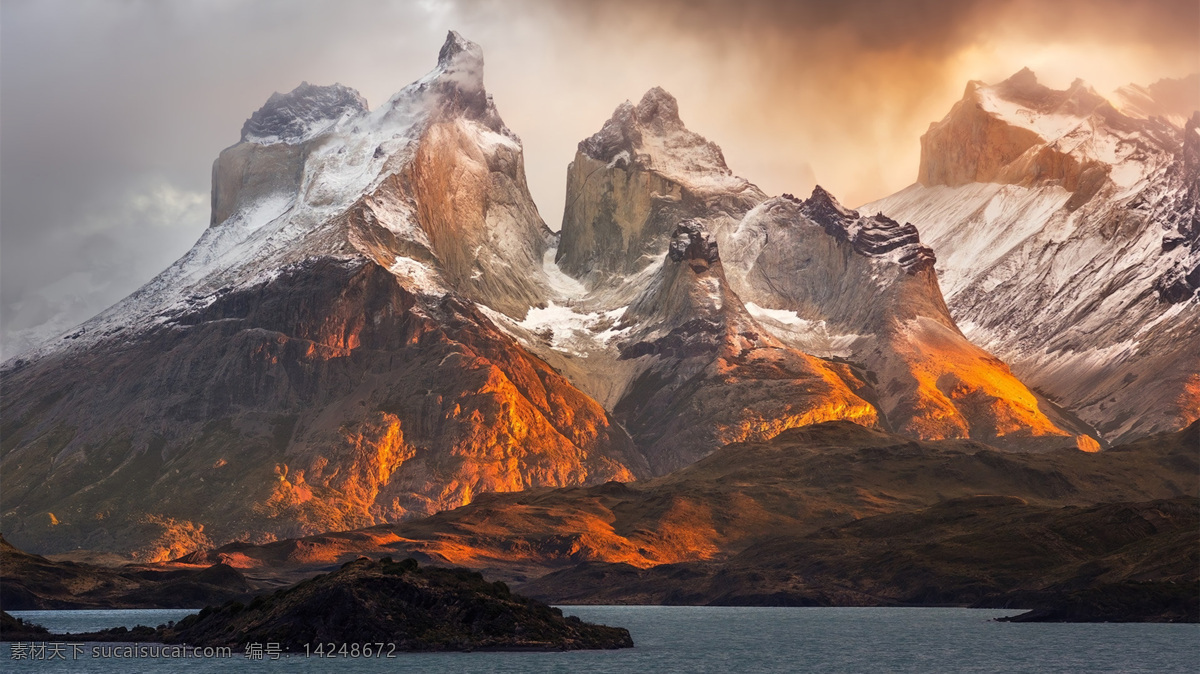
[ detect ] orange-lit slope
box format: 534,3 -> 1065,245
180,421 -> 1197,582
723,189 -> 1096,451
612,222 -> 878,473
0,258 -> 646,561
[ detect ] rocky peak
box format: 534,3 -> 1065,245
576,87 -> 733,180
918,69 -> 1137,189
668,221 -> 721,272
794,187 -> 935,274
796,186 -> 856,224
579,88 -> 687,162
990,69 -> 1105,118
438,30 -> 480,67
434,30 -> 485,94
240,82 -> 367,144
634,87 -> 684,130
578,100 -> 642,163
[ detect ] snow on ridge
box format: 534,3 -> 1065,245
744,302 -> 860,359
6,33 -> 511,367
976,86 -> 1085,143
389,256 -> 445,294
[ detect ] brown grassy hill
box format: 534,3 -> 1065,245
178,420 -> 1198,583
0,533 -> 253,609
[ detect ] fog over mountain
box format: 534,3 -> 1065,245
1,0 -> 1196,359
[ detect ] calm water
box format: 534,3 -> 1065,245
6,606 -> 1198,673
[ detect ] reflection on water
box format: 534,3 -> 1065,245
6,606 -> 1199,673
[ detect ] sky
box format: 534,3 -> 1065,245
1,0 -> 1197,358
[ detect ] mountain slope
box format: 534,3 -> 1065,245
0,33 -> 644,559
610,222 -> 878,473
865,69 -> 1200,443
172,421 -> 1200,586
528,87 -> 1091,454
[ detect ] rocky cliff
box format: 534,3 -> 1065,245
611,222 -> 878,473
866,69 -> 1200,443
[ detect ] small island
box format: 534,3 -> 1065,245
1,557 -> 633,652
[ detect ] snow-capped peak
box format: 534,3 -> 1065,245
975,68 -> 1107,144
241,82 -> 368,145
436,29 -> 485,93
577,86 -> 753,197
7,30 -> 538,366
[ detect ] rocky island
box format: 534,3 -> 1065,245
0,557 -> 633,651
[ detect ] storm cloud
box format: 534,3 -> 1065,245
2,0 -> 1196,358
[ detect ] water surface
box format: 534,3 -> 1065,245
6,606 -> 1198,673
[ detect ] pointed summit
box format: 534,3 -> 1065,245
559,87 -> 763,282
634,86 -> 683,129
434,30 -> 485,93
0,29 -> 647,558
438,30 -> 481,67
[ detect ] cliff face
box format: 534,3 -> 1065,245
724,190 -> 1086,449
918,69 -> 1119,192
555,88 -> 765,286
0,32 -> 644,559
539,87 -> 1089,454
612,223 -> 878,474
867,69 -> 1200,443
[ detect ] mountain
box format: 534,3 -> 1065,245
3,45 -> 1140,562
0,32 -> 645,559
864,69 -> 1200,444
1114,73 -> 1200,129
0,534 -> 253,610
508,87 -> 1093,456
168,421 -> 1200,591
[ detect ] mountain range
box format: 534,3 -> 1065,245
1,33 -> 1195,561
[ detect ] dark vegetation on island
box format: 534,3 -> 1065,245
0,610 -> 50,640
0,557 -> 633,651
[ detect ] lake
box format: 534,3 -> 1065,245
5,606 -> 1198,672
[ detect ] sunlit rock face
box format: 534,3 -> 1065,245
555,87 -> 765,286
544,86 -> 1086,456
612,222 -> 879,474
0,32 -> 644,558
867,69 -> 1200,443
725,190 -> 1083,449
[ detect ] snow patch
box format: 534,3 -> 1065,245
745,302 -> 860,358
516,302 -> 630,357
389,256 -> 444,293
977,87 -> 1085,142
